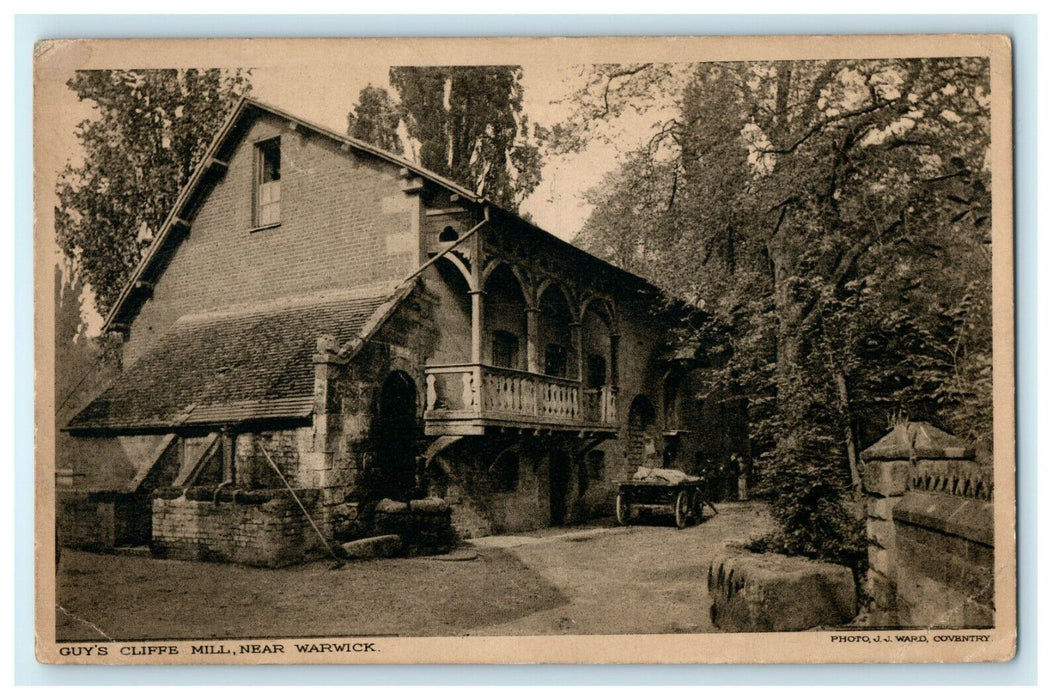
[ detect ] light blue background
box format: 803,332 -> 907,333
14,13 -> 1038,686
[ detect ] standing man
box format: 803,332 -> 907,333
737,455 -> 750,501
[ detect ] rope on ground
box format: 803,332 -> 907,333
259,444 -> 345,568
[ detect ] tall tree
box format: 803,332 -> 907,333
387,66 -> 542,210
55,69 -> 250,316
347,84 -> 403,155
559,59 -> 992,566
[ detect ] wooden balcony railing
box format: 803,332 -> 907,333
424,364 -> 618,433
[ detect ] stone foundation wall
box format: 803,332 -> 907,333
57,490 -> 151,550
152,489 -> 330,567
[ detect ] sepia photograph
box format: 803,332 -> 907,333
33,34 -> 1015,665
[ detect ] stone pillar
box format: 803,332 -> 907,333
609,334 -> 621,387
861,456 -> 909,626
525,305 -> 540,373
569,322 -> 583,381
306,335 -> 345,497
220,427 -> 236,483
859,421 -> 977,626
470,290 -> 485,365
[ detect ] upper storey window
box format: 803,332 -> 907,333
254,138 -> 281,227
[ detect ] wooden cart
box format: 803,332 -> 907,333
615,469 -> 715,529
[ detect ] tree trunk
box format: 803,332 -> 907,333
831,366 -> 862,493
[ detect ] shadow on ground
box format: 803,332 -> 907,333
57,547 -> 568,641
56,502 -> 773,640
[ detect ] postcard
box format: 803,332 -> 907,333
35,34 -> 1015,664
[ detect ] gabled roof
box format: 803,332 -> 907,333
69,289 -> 393,433
103,96 -> 661,333
103,96 -> 485,333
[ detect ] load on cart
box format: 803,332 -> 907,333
615,467 -> 718,528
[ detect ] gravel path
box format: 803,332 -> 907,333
56,502 -> 772,641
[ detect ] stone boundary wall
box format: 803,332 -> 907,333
893,492 -> 993,628
860,423 -> 993,628
152,489 -> 329,567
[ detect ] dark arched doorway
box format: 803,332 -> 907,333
376,371 -> 420,501
627,395 -> 657,472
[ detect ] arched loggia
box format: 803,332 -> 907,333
538,282 -> 576,379
483,263 -> 530,370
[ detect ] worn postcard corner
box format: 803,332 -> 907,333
34,33 -> 1015,666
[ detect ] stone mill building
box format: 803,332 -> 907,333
59,98 -> 741,566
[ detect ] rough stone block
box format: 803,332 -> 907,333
375,498 -> 409,514
409,497 -> 450,514
340,534 -> 403,560
708,547 -> 857,632
862,460 -> 909,497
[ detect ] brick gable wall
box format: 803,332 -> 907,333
124,113 -> 420,366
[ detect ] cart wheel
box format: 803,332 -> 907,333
674,490 -> 689,529
691,491 -> 704,524
616,493 -> 632,526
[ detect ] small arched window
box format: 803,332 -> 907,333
439,226 -> 460,242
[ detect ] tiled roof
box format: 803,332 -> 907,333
67,290 -> 392,432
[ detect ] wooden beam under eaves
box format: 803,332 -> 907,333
401,176 -> 425,194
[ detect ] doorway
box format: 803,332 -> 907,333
376,371 -> 420,501
549,449 -> 571,525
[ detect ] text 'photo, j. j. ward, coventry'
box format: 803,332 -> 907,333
34,34 -> 1015,665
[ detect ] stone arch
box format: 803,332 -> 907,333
581,297 -> 617,388
374,370 -> 421,501
535,277 -> 576,313
538,282 -> 576,378
441,252 -> 474,290
579,295 -> 616,329
483,263 -> 529,370
430,255 -> 473,364
482,258 -> 534,304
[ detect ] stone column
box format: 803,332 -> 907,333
525,305 -> 540,373
470,290 -> 485,365
220,427 -> 236,483
569,322 -> 583,381
609,334 -> 621,387
306,335 -> 345,496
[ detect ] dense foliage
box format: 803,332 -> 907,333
55,69 -> 250,316
349,67 -> 542,210
347,85 -> 404,156
553,59 -> 993,565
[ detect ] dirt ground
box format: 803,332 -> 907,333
56,502 -> 772,641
